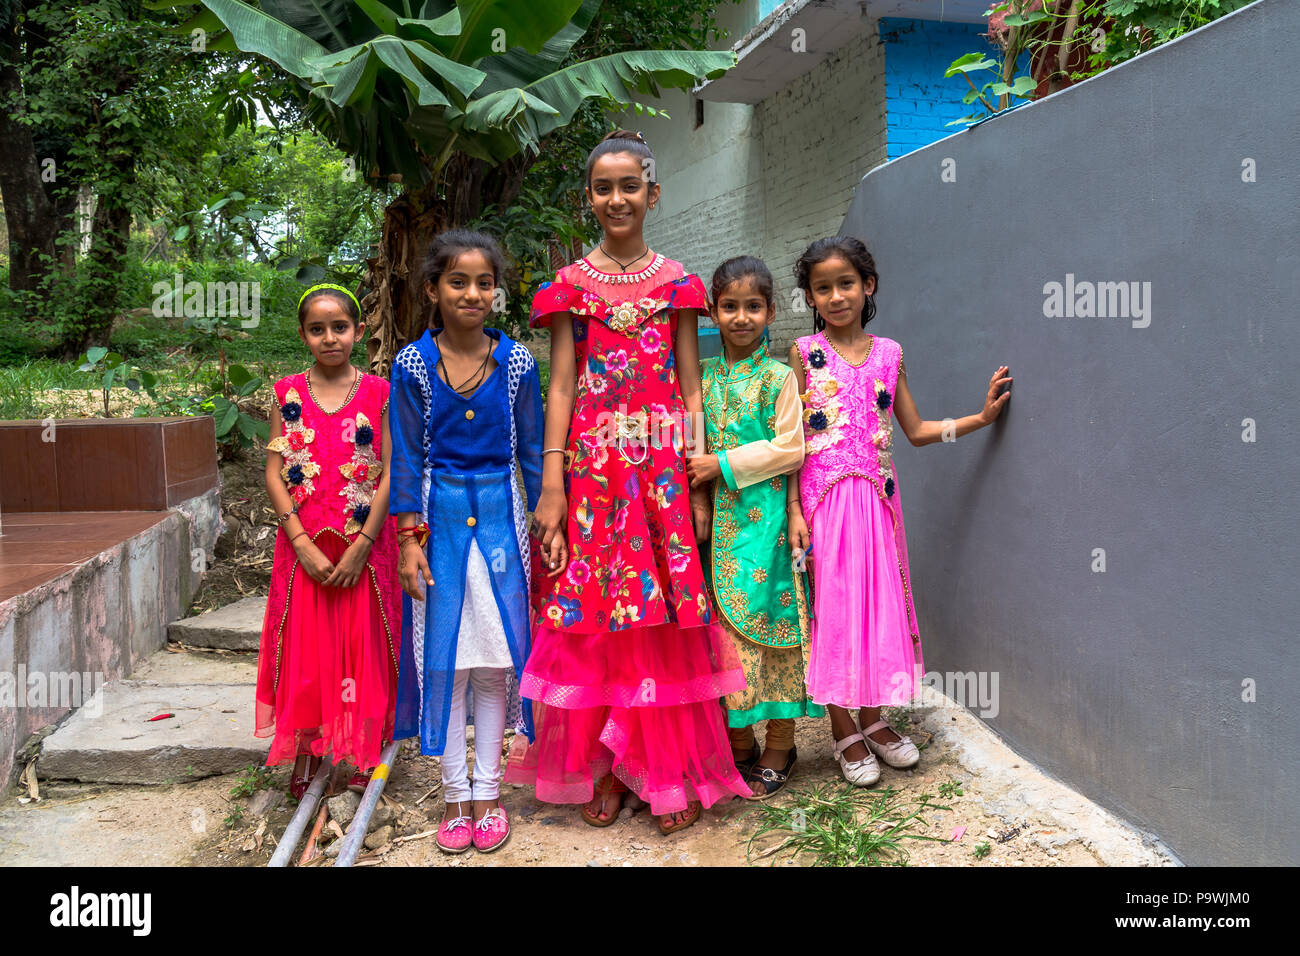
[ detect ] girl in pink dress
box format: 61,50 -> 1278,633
788,237 -> 1010,786
256,284 -> 401,798
507,130 -> 751,834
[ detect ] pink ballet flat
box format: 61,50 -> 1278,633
473,807 -> 510,853
436,813 -> 473,854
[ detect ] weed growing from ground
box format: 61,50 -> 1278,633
745,781 -> 950,866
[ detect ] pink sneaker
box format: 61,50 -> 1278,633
472,807 -> 510,853
436,813 -> 473,854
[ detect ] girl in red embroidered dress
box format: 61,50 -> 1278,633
506,131 -> 750,834
255,286 -> 401,798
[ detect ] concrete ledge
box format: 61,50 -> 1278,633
0,488 -> 220,786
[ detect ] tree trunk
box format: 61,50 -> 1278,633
0,37 -> 58,299
362,152 -> 537,376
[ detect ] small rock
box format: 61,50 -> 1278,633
248,790 -> 282,818
618,806 -> 634,820
586,859 -> 601,867
1046,847 -> 1058,857
328,791 -> 361,828
364,825 -> 394,850
324,841 -> 340,858
371,805 -> 397,830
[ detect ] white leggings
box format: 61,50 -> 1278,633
442,667 -> 509,802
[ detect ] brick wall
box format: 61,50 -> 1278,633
755,23 -> 889,355
879,17 -> 998,161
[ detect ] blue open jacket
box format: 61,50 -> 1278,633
389,328 -> 542,755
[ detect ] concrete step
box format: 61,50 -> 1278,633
168,595 -> 267,650
38,647 -> 266,784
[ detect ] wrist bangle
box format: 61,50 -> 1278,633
357,530 -> 374,543
291,531 -> 308,544
542,447 -> 567,456
277,506 -> 297,524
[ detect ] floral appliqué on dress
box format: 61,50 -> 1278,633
338,411 -> 383,533
268,387 -> 320,505
800,348 -> 847,454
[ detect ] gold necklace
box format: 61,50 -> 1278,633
306,366 -> 359,415
824,332 -> 874,367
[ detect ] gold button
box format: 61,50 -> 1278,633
466,516 -> 477,527
465,409 -> 475,420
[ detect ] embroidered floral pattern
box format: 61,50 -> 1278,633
800,364 -> 847,454
339,411 -> 383,533
528,268 -> 715,634
268,387 -> 319,504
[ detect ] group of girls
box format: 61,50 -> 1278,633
254,129 -> 1011,856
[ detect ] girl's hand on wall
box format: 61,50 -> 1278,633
978,366 -> 1013,425
294,540 -> 336,584
399,542 -> 434,600
686,453 -> 721,485
322,539 -> 370,589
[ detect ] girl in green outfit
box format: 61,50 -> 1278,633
687,256 -> 825,798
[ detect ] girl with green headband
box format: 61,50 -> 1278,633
255,282 -> 402,799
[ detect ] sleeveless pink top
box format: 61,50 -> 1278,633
795,331 -> 903,521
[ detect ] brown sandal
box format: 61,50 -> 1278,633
580,773 -> 628,827
657,800 -> 701,835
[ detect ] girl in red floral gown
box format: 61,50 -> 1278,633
256,285 -> 400,798
506,131 -> 751,834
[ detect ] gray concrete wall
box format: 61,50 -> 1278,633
0,489 -> 219,785
840,0 -> 1298,865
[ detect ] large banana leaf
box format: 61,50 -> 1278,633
183,0 -> 736,183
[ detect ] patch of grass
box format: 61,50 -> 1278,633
745,781 -> 950,867
229,765 -> 276,799
938,778 -> 964,799
881,704 -> 917,737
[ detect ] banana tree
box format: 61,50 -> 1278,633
166,0 -> 735,373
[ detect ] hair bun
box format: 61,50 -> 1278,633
601,128 -> 648,146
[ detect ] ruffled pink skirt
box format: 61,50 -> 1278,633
805,477 -> 924,708
504,621 -> 752,814
255,533 -> 398,771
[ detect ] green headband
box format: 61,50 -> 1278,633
297,283 -> 361,316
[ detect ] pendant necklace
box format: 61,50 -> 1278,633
438,334 -> 492,395
599,242 -> 649,273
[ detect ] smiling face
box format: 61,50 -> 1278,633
806,255 -> 876,329
586,152 -> 660,239
426,249 -> 496,331
299,295 -> 361,367
712,275 -> 773,358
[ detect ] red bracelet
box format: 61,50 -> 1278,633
396,521 -> 430,548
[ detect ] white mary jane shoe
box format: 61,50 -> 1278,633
833,732 -> 881,787
860,719 -> 920,769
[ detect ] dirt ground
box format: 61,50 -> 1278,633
2,710 -> 1103,868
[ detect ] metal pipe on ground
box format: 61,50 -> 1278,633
335,739 -> 402,868
268,760 -> 332,868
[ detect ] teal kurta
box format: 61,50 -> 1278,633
701,341 -> 824,726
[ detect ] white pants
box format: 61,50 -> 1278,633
442,667 -> 509,802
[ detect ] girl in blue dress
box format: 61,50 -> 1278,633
389,230 -> 544,854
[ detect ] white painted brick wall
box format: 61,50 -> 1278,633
641,20 -> 889,359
